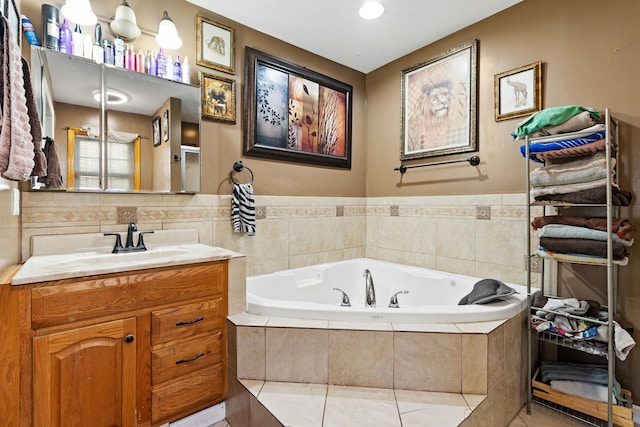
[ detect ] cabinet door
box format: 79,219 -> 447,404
33,318 -> 137,427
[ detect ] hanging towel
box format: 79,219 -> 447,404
22,57 -> 46,177
0,16 -> 35,180
39,137 -> 62,188
231,182 -> 256,235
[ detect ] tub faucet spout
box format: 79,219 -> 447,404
363,269 -> 376,307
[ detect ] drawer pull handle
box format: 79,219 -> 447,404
175,316 -> 204,326
176,352 -> 205,365
124,334 -> 135,344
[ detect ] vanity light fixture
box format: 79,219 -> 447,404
358,1 -> 385,20
110,0 -> 141,41
61,0 -> 97,26
93,88 -> 129,105
155,10 -> 182,50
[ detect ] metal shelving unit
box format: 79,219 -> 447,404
525,109 -> 628,427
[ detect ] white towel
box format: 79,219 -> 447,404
231,182 -> 256,235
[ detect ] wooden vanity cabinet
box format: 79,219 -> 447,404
23,260 -> 228,427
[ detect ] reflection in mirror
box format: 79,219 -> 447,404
31,46 -> 200,193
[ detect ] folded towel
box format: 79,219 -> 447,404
528,111 -> 598,138
535,138 -> 606,161
595,321 -> 636,361
519,131 -> 606,160
512,105 -> 601,139
532,216 -> 637,240
533,185 -> 633,206
530,177 -> 611,198
539,224 -> 633,247
231,182 -> 256,235
539,236 -> 628,260
529,152 -> 612,188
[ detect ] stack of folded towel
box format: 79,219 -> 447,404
532,215 -> 636,261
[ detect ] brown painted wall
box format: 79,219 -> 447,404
366,0 -> 640,197
21,0 -> 367,197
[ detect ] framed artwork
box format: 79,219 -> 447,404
196,15 -> 235,74
494,61 -> 542,121
243,47 -> 353,169
401,39 -> 478,161
201,72 -> 236,123
162,109 -> 169,141
152,116 -> 161,147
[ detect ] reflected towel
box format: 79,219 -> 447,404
39,137 -> 62,188
231,182 -> 256,235
22,57 -> 46,177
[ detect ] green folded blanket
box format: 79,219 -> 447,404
512,106 -> 601,139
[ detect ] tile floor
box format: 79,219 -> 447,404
225,380 -> 604,427
221,379 -> 595,427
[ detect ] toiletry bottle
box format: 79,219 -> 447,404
71,24 -> 83,56
41,4 -> 59,50
165,55 -> 174,81
58,19 -> 72,54
92,23 -> 103,64
173,55 -> 182,82
181,56 -> 191,84
124,44 -> 135,70
114,37 -> 125,68
156,48 -> 166,78
136,50 -> 145,73
83,33 -> 93,59
103,39 -> 114,66
21,15 -> 41,46
147,49 -> 157,76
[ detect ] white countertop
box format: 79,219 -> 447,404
12,230 -> 237,285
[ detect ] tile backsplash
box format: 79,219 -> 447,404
21,192 -> 535,285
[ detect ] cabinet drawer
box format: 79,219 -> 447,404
31,262 -> 227,329
152,332 -> 223,385
151,299 -> 223,345
151,363 -> 225,425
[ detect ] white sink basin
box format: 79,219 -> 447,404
12,243 -> 234,285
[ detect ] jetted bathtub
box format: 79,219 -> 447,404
246,258 -> 529,323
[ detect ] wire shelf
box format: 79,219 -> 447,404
536,330 -> 608,358
532,396 -> 608,426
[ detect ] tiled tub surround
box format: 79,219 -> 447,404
226,311 -> 528,427
20,192 -> 540,287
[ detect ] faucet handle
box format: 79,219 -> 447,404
333,288 -> 351,307
136,231 -> 154,249
389,290 -> 409,308
104,232 -> 124,253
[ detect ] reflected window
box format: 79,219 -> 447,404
67,128 -> 141,191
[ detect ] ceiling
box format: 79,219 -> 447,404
186,0 -> 522,73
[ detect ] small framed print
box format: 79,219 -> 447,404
494,61 -> 542,121
152,116 -> 161,147
201,72 -> 236,123
196,15 -> 235,74
162,109 -> 169,141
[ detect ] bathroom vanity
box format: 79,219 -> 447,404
2,237 -> 231,426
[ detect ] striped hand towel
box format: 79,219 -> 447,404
231,182 -> 256,235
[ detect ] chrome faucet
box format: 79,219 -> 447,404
104,223 -> 154,253
363,269 -> 376,307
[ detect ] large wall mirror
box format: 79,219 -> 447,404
30,46 -> 201,193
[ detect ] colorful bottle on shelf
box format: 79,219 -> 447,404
71,24 -> 83,56
103,39 -> 114,66
21,15 -> 41,46
181,56 -> 190,84
173,55 -> 182,82
92,23 -> 103,64
124,44 -> 136,70
58,18 -> 72,54
165,55 -> 174,81
136,50 -> 145,72
114,37 -> 125,68
156,48 -> 166,78
41,4 -> 59,51
147,49 -> 157,76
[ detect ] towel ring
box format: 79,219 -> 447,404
231,161 -> 254,184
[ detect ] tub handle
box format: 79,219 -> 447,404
389,290 -> 409,308
333,288 -> 351,307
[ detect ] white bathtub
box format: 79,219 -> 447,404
246,258 -> 529,323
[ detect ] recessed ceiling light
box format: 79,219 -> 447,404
93,88 -> 129,105
359,1 -> 385,20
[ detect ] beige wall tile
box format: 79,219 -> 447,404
462,334 -> 488,394
236,326 -> 266,380
249,394 -> 283,427
436,256 -> 476,276
289,217 -> 345,254
396,389 -> 471,427
324,385 -> 400,427
475,220 -> 524,267
328,330 -> 393,388
487,325 -> 505,390
228,256 -> 247,316
265,328 -> 328,383
226,371 -> 251,427
394,332 -> 461,393
256,382 -> 327,426
436,218 -> 476,261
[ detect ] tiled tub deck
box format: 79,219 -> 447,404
225,311 -> 528,427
